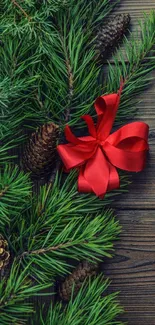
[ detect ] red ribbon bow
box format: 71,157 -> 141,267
57,88 -> 149,198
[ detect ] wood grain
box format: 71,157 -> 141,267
103,210 -> 155,325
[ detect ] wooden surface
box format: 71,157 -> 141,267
103,1 -> 155,324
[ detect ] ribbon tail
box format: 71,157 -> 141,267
78,147 -> 110,198
79,163 -> 119,196
78,166 -> 92,193
107,164 -> 120,191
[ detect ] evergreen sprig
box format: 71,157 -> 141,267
0,0 -> 119,132
31,275 -> 124,325
0,261 -> 51,325
0,170 -> 122,323
0,165 -> 31,228
0,120 -> 26,165
0,34 -> 41,131
106,11 -> 155,124
9,180 -> 121,281
0,0 -> 118,36
20,210 -> 120,281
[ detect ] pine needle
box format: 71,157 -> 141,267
31,275 -> 124,325
0,165 -> 31,228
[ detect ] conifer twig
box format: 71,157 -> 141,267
19,241 -> 71,259
35,92 -> 44,109
65,57 -> 74,122
57,30 -> 74,123
11,0 -> 31,21
0,186 -> 8,197
31,276 -> 124,325
36,182 -> 52,215
48,31 -> 74,184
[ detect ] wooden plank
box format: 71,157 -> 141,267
135,79 -> 155,119
103,210 -> 155,324
115,0 -> 155,10
113,0 -> 155,14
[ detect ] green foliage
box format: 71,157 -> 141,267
39,0 -> 119,126
0,34 -> 41,132
0,0 -> 70,33
0,261 -> 51,325
0,168 -> 122,323
0,0 -> 118,132
0,0 -> 118,36
1,0 -> 154,139
31,275 -> 124,325
20,209 -> 120,281
106,11 -> 155,124
0,165 -> 31,228
8,176 -> 121,281
0,120 -> 26,165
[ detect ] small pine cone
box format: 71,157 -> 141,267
59,260 -> 98,302
96,13 -> 131,59
22,123 -> 59,178
0,234 -> 10,271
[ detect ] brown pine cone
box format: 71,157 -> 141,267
22,123 -> 59,178
0,234 -> 10,271
95,13 -> 131,59
59,260 -> 98,302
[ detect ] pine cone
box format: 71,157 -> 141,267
95,13 -> 131,59
22,123 -> 59,178
0,234 -> 10,271
59,260 -> 98,302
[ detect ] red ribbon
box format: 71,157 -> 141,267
57,88 -> 149,198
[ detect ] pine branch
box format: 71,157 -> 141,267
0,165 -> 31,228
18,208 -> 120,282
105,11 -> 155,124
31,275 -> 124,325
0,34 -> 41,130
0,0 -> 118,130
0,121 -> 26,166
7,176 -> 121,282
20,241 -> 71,258
64,52 -> 74,122
0,261 -> 51,325
40,21 -> 99,125
11,0 -> 31,20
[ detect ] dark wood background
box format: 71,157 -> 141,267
103,1 -> 155,324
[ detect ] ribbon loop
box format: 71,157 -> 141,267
95,93 -> 120,139
81,115 -> 97,138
